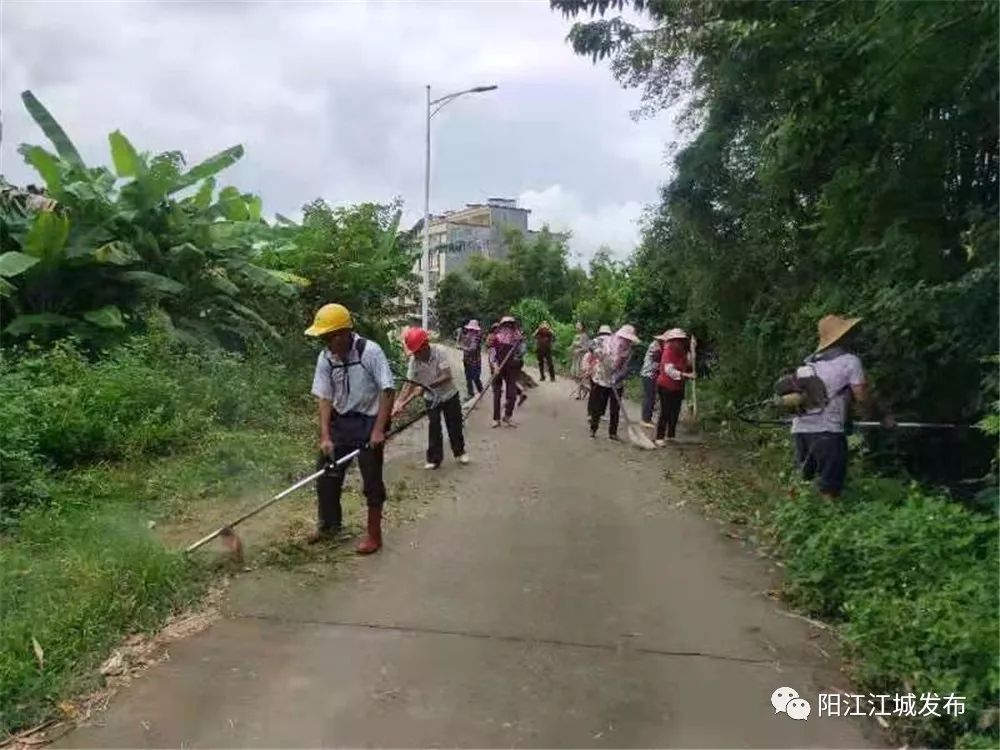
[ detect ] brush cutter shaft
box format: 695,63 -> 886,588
184,451 -> 361,553
736,401 -> 960,430
185,378 -> 439,554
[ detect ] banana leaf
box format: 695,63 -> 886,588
4,312 -> 76,337
18,145 -> 63,194
167,242 -> 206,274
207,269 -> 240,296
83,305 -> 126,329
109,131 -> 143,178
21,91 -> 86,170
171,145 -> 244,195
94,241 -> 141,265
193,178 -> 215,210
24,212 -> 70,262
119,270 -> 186,295
0,251 -> 41,277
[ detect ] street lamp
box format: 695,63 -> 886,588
422,84 -> 498,330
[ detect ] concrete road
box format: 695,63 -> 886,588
62,368 -> 882,748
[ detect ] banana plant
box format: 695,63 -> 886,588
2,91 -> 296,348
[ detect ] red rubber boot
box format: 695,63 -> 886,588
356,506 -> 383,555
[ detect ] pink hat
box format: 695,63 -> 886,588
464,319 -> 481,331
656,328 -> 688,342
615,324 -> 640,343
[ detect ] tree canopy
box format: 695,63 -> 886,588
552,0 -> 998,479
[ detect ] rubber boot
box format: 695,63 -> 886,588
356,506 -> 383,555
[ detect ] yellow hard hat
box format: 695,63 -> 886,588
304,303 -> 352,336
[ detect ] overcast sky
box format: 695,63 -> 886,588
0,0 -> 675,265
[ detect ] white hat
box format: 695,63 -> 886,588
615,324 -> 640,343
500,315 -> 516,325
464,319 -> 481,331
597,324 -> 613,335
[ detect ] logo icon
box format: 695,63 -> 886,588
771,686 -> 811,721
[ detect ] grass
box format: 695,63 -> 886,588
0,418 -> 313,736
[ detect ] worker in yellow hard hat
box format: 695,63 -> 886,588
305,303 -> 396,553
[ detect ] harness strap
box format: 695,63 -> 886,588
325,335 -> 373,401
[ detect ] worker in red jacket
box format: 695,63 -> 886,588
655,328 -> 696,446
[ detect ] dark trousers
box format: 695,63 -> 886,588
464,362 -> 483,397
588,383 -> 621,436
641,376 -> 657,422
537,349 -> 555,381
427,394 -> 465,465
656,387 -> 684,439
794,432 -> 848,495
315,443 -> 386,530
492,365 -> 519,420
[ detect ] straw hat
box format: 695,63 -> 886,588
538,320 -> 551,330
615,324 -> 640,343
656,328 -> 688,342
597,324 -> 613,335
464,319 -> 481,331
816,314 -> 861,352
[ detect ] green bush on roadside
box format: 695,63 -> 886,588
769,481 -> 999,747
0,334 -> 307,520
684,426 -> 999,749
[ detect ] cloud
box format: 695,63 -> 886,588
0,0 -> 674,262
518,185 -> 643,265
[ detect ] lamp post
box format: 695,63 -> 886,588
422,84 -> 498,330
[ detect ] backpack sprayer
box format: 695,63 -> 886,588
185,377 -> 439,555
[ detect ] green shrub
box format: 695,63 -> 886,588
511,298 -> 553,338
0,335 -> 309,519
764,475 -> 999,747
551,321 -> 577,366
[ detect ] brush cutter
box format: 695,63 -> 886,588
735,398 -> 962,430
185,378 -> 439,555
609,384 -> 657,450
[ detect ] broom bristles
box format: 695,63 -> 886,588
628,424 -> 657,450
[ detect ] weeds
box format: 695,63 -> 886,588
675,436 -> 1000,749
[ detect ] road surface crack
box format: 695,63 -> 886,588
237,612 -> 775,666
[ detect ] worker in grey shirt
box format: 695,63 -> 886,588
791,314 -> 892,497
305,303 -> 395,554
394,327 -> 469,470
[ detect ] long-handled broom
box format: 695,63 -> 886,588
462,345 -> 517,421
610,383 -> 657,450
185,381 -> 438,555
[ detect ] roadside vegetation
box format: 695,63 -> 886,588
3,0 -> 998,743
0,91 -> 416,735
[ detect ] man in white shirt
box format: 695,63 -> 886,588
306,303 -> 395,553
394,327 -> 469,469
